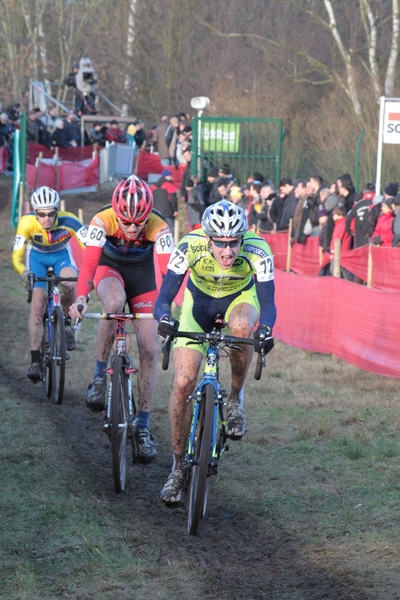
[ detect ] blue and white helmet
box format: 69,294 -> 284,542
202,200 -> 248,238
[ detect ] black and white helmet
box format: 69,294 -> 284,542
31,186 -> 60,210
202,200 -> 248,238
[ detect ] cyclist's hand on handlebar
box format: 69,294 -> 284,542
157,317 -> 179,339
254,325 -> 274,354
69,297 -> 87,320
21,270 -> 34,290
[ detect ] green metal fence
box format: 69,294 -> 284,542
191,116 -> 282,185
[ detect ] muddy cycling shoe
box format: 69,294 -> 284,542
160,467 -> 188,505
27,362 -> 41,383
64,326 -> 76,351
226,404 -> 247,440
134,427 -> 157,464
86,377 -> 107,412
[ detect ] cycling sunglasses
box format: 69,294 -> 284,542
210,237 -> 243,249
118,217 -> 148,228
36,210 -> 57,218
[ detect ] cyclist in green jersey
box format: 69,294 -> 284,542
154,200 -> 276,504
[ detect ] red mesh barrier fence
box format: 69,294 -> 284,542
27,142 -> 94,164
274,269 -> 400,378
26,156 -> 99,191
0,146 -> 8,172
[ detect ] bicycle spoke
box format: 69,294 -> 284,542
110,355 -> 129,493
50,307 -> 66,404
188,383 -> 214,535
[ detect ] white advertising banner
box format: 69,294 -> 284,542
383,100 -> 400,144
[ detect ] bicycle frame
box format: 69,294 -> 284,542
186,340 -> 227,472
83,311 -> 153,492
103,317 -> 138,436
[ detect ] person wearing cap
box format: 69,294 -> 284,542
365,182 -> 398,241
229,185 -> 248,212
150,168 -> 178,234
63,62 -> 79,88
345,183 -> 376,250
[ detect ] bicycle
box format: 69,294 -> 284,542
81,310 -> 153,493
27,266 -> 78,405
162,318 -> 267,535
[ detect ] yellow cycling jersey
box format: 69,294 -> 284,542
167,228 -> 274,297
12,211 -> 87,275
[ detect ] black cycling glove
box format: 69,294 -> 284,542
254,325 -> 274,354
157,317 -> 180,339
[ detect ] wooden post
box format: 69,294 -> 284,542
367,244 -> 373,287
60,199 -> 66,212
19,182 -> 25,221
333,238 -> 341,277
174,218 -> 180,247
78,208 -> 84,224
34,151 -> 43,191
54,146 -> 59,192
286,218 -> 293,272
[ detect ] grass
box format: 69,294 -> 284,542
2,185 -> 400,598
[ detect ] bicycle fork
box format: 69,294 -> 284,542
103,360 -> 138,438
185,384 -> 228,477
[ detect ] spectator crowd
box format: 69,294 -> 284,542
2,100 -> 400,283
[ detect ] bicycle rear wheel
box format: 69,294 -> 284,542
41,315 -> 52,399
50,306 -> 66,405
110,355 -> 129,493
188,382 -> 214,536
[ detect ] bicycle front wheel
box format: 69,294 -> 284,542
50,306 -> 66,405
188,382 -> 214,536
110,355 -> 129,493
41,315 -> 52,399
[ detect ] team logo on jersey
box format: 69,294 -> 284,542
33,234 -> 44,243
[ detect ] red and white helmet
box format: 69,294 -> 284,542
111,175 -> 153,223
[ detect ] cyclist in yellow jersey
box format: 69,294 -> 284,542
69,175 -> 173,464
12,186 -> 87,382
154,199 -> 276,504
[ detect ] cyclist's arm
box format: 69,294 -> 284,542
59,211 -> 88,248
11,217 -> 30,275
152,223 -> 174,275
153,269 -> 186,321
75,244 -> 102,299
255,279 -> 277,329
12,236 -> 28,275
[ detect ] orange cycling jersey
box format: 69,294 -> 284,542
76,206 -> 173,299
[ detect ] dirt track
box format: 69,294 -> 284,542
0,181 -> 376,599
